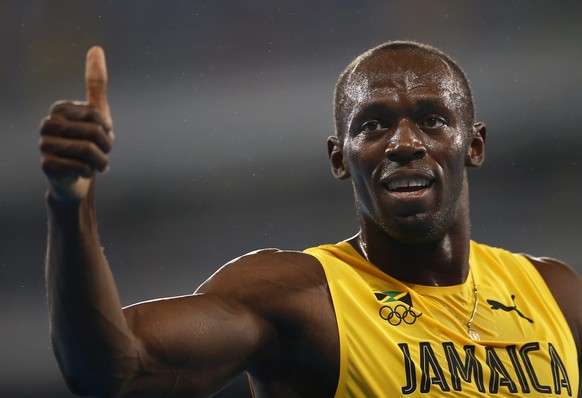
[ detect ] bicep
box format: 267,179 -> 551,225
120,293 -> 275,396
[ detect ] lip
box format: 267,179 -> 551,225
380,170 -> 436,199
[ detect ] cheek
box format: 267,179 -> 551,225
439,126 -> 468,155
452,132 -> 466,151
345,137 -> 382,168
436,127 -> 469,154
430,136 -> 469,177
344,141 -> 384,193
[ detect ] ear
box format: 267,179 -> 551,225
465,122 -> 486,168
327,135 -> 350,179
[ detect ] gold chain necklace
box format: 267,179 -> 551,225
358,235 -> 481,341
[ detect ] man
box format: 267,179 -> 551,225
40,42 -> 582,397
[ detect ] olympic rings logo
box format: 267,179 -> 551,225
379,304 -> 422,326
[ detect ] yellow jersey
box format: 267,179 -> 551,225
304,240 -> 578,397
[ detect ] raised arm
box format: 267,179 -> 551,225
40,47 -> 278,397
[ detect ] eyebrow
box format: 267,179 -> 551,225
348,96 -> 453,127
414,98 -> 452,114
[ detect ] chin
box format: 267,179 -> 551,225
384,213 -> 453,246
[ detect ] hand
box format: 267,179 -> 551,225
40,46 -> 114,203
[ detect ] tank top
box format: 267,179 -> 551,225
304,240 -> 578,397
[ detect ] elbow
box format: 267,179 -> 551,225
53,344 -> 134,397
63,375 -> 124,398
59,360 -> 128,397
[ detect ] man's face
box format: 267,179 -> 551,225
331,49 -> 484,244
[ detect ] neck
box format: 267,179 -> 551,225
355,187 -> 472,286
355,230 -> 470,286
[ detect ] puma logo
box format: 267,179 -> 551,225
487,295 -> 534,323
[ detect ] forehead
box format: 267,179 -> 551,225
344,50 -> 465,110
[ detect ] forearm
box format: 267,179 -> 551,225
46,191 -> 139,396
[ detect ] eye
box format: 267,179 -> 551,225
360,120 -> 384,133
422,116 -> 447,129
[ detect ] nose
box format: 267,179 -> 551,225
385,120 -> 426,163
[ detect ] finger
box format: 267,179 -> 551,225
41,154 -> 95,179
48,101 -> 112,139
85,46 -> 112,129
40,135 -> 110,173
41,114 -> 113,154
49,100 -> 87,119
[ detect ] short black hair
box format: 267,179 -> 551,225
333,41 -> 475,138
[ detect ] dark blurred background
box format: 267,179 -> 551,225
1,1 -> 581,396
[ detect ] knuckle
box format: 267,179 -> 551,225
39,135 -> 58,152
84,105 -> 100,119
39,116 -> 50,130
83,124 -> 111,152
49,100 -> 90,120
86,107 -> 110,132
38,137 -> 49,152
49,100 -> 74,114
87,78 -> 105,91
82,141 -> 99,156
82,142 -> 108,168
40,115 -> 64,135
40,155 -> 57,174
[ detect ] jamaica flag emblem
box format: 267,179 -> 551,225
374,291 -> 413,307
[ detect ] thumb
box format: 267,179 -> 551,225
85,46 -> 113,130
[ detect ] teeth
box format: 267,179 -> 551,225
387,178 -> 430,191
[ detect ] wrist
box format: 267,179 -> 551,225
46,189 -> 97,230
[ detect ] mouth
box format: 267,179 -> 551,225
377,171 -> 437,215
385,177 -> 433,193
382,172 -> 435,196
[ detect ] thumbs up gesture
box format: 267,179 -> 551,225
85,46 -> 113,130
40,46 -> 114,203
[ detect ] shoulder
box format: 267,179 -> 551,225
196,249 -> 330,317
523,255 -> 582,358
524,255 -> 582,305
197,249 -> 327,293
196,249 -> 340,388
